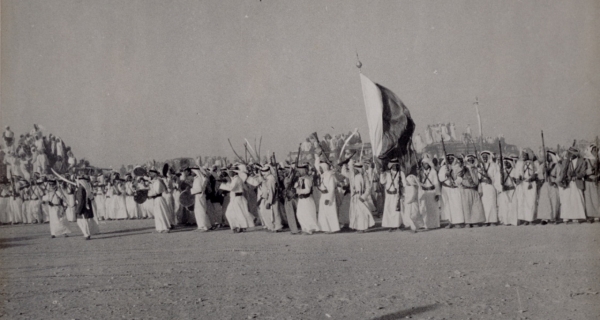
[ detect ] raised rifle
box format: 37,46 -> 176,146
284,144 -> 302,201
498,140 -> 505,190
295,143 -> 302,167
337,151 -> 357,167
441,137 -> 454,186
311,132 -> 332,167
541,130 -> 550,183
271,152 -> 284,202
471,141 -> 491,183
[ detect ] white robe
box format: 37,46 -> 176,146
498,169 -> 518,226
419,167 -> 441,229
295,176 -> 321,232
220,175 -> 255,229
380,170 -> 402,228
125,182 -> 140,219
480,161 -> 500,223
65,192 -> 76,222
191,174 -> 211,230
343,164 -> 374,231
560,181 -> 586,220
247,174 -> 283,231
514,160 -> 537,222
438,165 -> 464,224
10,197 -> 24,223
149,179 -> 171,231
402,173 -> 423,230
105,186 -> 115,219
47,191 -> 71,236
317,171 -> 340,232
77,218 -> 99,237
0,194 -> 8,223
94,191 -> 106,220
114,185 -> 128,219
162,178 -> 175,225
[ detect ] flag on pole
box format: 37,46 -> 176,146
359,73 -> 415,164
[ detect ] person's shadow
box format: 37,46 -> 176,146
371,304 -> 438,320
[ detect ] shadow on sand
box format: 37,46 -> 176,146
0,242 -> 29,249
371,304 -> 439,320
98,226 -> 156,235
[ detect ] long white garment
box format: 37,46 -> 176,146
29,199 -> 43,223
162,178 -> 175,225
460,166 -> 486,224
247,176 -> 267,228
95,191 -> 106,220
498,190 -> 518,226
498,167 -> 518,226
149,179 -> 171,231
438,165 -> 464,224
125,182 -> 140,219
362,167 -> 377,212
220,175 -> 255,229
11,197 -> 24,223
125,196 -> 140,219
143,198 -> 154,218
380,170 -> 402,228
173,189 -> 183,224
583,158 -> 600,218
402,173 -> 423,230
49,206 -> 71,236
105,185 -> 115,219
0,196 -> 8,223
41,194 -> 49,222
560,181 -> 586,220
29,186 -> 44,223
514,160 -> 537,222
22,199 -> 31,224
65,192 -> 76,222
247,173 -> 283,231
317,170 -> 340,232
479,161 -> 500,223
295,176 -> 321,232
342,163 -> 375,231
419,166 -> 441,229
114,184 -> 128,219
77,218 -> 99,237
164,192 -> 175,224
47,191 -> 71,236
191,174 -> 211,230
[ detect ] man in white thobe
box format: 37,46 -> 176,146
478,151 -> 501,226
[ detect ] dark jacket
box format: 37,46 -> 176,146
75,186 -> 94,219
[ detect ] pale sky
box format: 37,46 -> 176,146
2,0 -> 599,168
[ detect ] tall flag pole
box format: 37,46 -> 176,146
474,97 -> 484,151
356,52 -> 371,163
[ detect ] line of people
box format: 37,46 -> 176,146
1,142 -> 598,237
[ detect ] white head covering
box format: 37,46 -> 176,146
77,177 -> 94,201
421,153 -> 434,168
583,144 -> 597,161
318,162 -> 329,173
546,150 -> 559,164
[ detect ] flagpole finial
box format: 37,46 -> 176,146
355,52 -> 362,70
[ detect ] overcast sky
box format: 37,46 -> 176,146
2,0 -> 599,168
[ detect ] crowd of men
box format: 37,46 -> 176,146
1,126 -> 598,240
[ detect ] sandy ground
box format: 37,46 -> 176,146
0,219 -> 599,320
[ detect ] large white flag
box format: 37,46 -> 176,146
359,73 -> 415,162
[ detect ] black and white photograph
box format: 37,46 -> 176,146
1,1 -> 599,319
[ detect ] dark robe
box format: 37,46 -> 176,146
75,186 -> 94,219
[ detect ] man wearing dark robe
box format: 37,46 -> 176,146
75,175 -> 99,240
